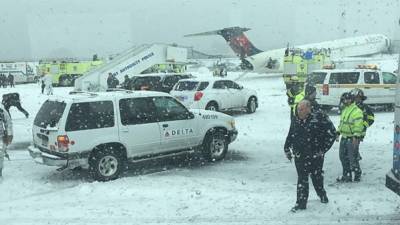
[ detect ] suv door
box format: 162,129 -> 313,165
228,80 -> 247,108
118,97 -> 161,157
153,96 -> 199,152
212,80 -> 232,109
363,71 -> 381,104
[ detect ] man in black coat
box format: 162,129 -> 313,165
2,93 -> 29,118
284,100 -> 336,212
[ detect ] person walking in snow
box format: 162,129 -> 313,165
44,73 -> 53,95
8,73 -> 14,88
0,104 -> 13,179
41,78 -> 45,94
2,93 -> 29,118
284,100 -> 336,212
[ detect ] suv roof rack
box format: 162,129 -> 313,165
105,88 -> 134,93
69,91 -> 98,97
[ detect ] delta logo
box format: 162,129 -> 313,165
164,128 -> 194,137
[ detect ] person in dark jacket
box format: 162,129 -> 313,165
8,73 -> 14,88
2,93 -> 29,118
107,73 -> 114,89
122,75 -> 130,89
284,100 -> 336,212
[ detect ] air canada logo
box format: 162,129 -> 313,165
164,128 -> 194,137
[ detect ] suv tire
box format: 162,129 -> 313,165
89,147 -> 125,181
246,97 -> 257,114
202,130 -> 228,161
205,102 -> 219,111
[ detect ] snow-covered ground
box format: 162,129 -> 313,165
0,72 -> 399,225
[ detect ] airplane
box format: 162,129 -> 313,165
184,27 -> 391,73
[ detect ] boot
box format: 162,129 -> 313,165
320,194 -> 329,203
336,175 -> 352,183
354,172 -> 362,182
290,204 -> 306,212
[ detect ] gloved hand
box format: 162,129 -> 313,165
3,135 -> 13,145
285,150 -> 293,162
335,131 -> 340,142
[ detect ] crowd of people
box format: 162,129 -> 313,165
285,80 -> 374,212
0,73 -> 15,88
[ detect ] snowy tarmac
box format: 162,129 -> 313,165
0,72 -> 399,225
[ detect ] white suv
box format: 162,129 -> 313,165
170,78 -> 258,113
28,91 -> 238,181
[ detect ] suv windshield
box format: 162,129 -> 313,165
174,81 -> 199,91
33,100 -> 66,128
309,72 -> 327,85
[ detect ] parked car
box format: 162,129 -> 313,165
170,78 -> 258,114
28,90 -> 237,181
126,73 -> 193,93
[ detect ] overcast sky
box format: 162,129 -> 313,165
0,0 -> 399,61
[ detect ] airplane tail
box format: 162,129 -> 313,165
185,27 -> 262,58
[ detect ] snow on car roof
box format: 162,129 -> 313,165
47,90 -> 171,102
177,77 -> 233,83
312,68 -> 381,73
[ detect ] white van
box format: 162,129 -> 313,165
309,68 -> 397,110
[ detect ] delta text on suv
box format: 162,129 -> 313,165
28,90 -> 238,181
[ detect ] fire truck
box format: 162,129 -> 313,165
282,48 -> 331,89
38,60 -> 104,86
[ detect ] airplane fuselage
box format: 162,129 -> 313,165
246,34 -> 391,73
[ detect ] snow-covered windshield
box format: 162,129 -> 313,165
33,100 -> 66,128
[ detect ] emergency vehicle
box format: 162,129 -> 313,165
312,65 -> 397,110
38,60 -> 104,86
283,48 -> 331,88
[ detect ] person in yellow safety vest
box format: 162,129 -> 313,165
287,77 -> 305,119
336,92 -> 364,183
158,64 -> 166,73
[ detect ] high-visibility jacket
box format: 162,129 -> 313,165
356,102 -> 375,137
338,103 -> 364,138
289,90 -> 305,116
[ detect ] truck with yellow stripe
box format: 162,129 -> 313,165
310,67 -> 398,110
38,60 -> 104,86
283,48 -> 331,89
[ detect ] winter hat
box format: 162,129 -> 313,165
305,85 -> 316,96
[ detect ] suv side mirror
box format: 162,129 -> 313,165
187,112 -> 195,119
238,85 -> 244,90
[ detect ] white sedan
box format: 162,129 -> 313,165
170,78 -> 258,113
